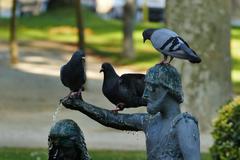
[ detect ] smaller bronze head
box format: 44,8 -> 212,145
48,119 -> 90,160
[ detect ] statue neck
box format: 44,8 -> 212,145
160,96 -> 181,119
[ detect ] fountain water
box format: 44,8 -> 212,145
52,103 -> 63,123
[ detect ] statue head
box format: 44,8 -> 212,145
48,119 -> 90,160
143,64 -> 183,114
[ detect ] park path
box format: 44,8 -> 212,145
0,41 -> 212,151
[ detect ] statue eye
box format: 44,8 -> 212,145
152,87 -> 156,92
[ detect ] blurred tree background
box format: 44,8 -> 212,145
2,0 -> 239,125
1,0 -> 240,159
75,0 -> 85,51
47,0 -> 75,9
4,0 -> 239,133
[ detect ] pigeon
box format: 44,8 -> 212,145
60,50 -> 86,99
142,28 -> 201,64
100,62 -> 147,112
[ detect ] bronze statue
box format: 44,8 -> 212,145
61,64 -> 200,160
48,119 -> 91,160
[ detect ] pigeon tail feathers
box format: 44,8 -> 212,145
188,53 -> 202,63
179,44 -> 201,63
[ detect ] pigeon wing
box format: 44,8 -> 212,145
60,59 -> 86,92
60,64 -> 71,89
103,81 -> 121,106
177,36 -> 201,62
118,74 -> 147,107
71,64 -> 85,91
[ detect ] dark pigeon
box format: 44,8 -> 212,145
100,62 -> 147,112
60,50 -> 86,99
142,28 -> 201,64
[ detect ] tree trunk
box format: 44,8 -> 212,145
75,0 -> 87,89
75,0 -> 85,52
10,0 -> 18,64
166,0 -> 232,132
122,0 -> 136,59
231,0 -> 240,20
143,0 -> 148,22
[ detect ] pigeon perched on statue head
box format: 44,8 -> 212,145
60,50 -> 86,100
100,62 -> 147,112
142,28 -> 201,64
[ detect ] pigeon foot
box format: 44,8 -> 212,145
168,57 -> 174,64
69,92 -> 83,100
111,103 -> 125,113
159,60 -> 169,65
159,55 -> 169,65
111,108 -> 120,113
60,90 -> 82,102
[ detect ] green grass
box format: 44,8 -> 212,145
0,7 -> 240,92
0,147 -> 211,160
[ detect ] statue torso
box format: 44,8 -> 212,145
144,112 -> 197,160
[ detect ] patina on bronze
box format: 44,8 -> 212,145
48,119 -> 90,160
61,64 -> 200,160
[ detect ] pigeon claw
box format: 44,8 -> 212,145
159,59 -> 173,65
111,108 -> 120,113
69,92 -> 83,100
111,103 -> 125,113
117,103 -> 125,111
159,54 -> 171,65
159,57 -> 168,65
159,60 -> 168,65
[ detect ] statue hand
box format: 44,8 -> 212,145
60,96 -> 83,110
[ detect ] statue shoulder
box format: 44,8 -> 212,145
172,112 -> 200,157
171,112 -> 198,129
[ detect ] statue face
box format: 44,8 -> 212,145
48,138 -> 78,160
143,82 -> 168,115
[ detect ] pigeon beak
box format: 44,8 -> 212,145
143,38 -> 146,43
81,56 -> 86,61
100,68 -> 104,73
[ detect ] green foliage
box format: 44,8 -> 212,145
210,97 -> 240,160
202,153 -> 213,160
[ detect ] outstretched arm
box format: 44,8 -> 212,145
61,97 -> 147,131
176,117 -> 200,160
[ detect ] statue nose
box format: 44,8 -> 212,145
142,89 -> 149,100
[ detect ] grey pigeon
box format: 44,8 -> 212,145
100,62 -> 147,112
60,50 -> 86,99
142,28 -> 201,64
